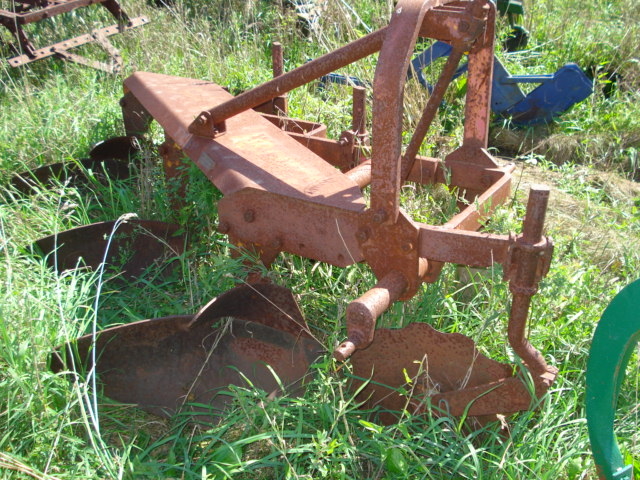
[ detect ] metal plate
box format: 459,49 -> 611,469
51,284 -> 324,420
350,322 -> 528,423
10,136 -> 139,195
33,220 -> 184,280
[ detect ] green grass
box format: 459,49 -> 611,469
1,0 -> 639,478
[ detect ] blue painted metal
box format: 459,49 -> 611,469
503,63 -> 593,125
409,41 -> 593,126
318,72 -> 368,90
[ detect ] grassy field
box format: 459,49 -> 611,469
1,0 -> 639,478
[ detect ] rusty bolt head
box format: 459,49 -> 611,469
401,242 -> 414,253
481,174 -> 492,187
217,221 -> 231,234
372,210 -> 388,224
270,238 -> 283,249
356,228 -> 370,243
243,210 -> 255,223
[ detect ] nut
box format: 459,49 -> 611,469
243,210 -> 255,223
372,209 -> 388,224
356,229 -> 370,242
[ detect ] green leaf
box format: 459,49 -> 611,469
385,448 -> 408,476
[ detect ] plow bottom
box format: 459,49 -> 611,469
51,284 -> 323,420
351,323 -> 543,424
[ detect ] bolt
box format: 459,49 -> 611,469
195,114 -> 208,126
401,242 -> 414,253
372,209 -> 388,224
356,229 -> 369,242
217,221 -> 230,234
481,174 -> 492,187
243,209 -> 255,223
270,238 -> 282,249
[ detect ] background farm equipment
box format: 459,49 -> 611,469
410,40 -> 594,126
0,0 -> 148,72
320,42 -> 593,126
49,0 -> 558,423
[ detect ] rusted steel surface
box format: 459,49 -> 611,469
115,0 -> 557,420
1,0 -> 147,71
504,186 -> 557,378
334,271 -> 408,361
370,0 -> 447,222
188,28 -> 388,137
401,46 -> 465,181
218,188 -> 363,267
11,136 -> 139,195
51,284 -> 323,420
4,0 -> 114,24
124,72 -> 365,211
460,0 -> 495,148
350,323 -> 524,423
34,220 -> 184,280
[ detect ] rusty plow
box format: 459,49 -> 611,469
51,0 -> 557,423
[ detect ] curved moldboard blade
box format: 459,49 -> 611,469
10,158 -> 131,195
51,284 -> 323,419
190,283 -> 314,339
10,136 -> 139,195
350,323 -> 534,423
88,136 -> 140,162
33,219 -> 184,280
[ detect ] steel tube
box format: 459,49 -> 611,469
189,28 -> 387,136
401,46 -> 465,181
272,42 -> 284,77
334,270 -> 407,361
344,160 -> 372,188
352,85 -> 367,134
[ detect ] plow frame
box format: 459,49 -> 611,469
118,0 -> 557,417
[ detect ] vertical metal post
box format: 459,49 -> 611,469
507,185 -> 552,376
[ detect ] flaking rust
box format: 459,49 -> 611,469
56,0 -> 557,422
